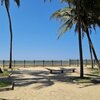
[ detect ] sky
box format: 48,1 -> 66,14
0,0 -> 100,60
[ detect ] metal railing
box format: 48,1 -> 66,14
0,59 -> 98,68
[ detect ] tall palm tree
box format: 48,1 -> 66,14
50,5 -> 84,77
1,0 -> 20,69
80,0 -> 100,68
60,0 -> 100,69
45,0 -> 100,77
45,0 -> 87,78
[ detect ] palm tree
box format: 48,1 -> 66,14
45,0 -> 89,78
60,0 -> 100,69
1,0 -> 20,69
89,39 -> 93,69
50,5 -> 84,77
45,0 -> 100,77
79,0 -> 100,68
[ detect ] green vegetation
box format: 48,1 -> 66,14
71,68 -> 100,83
71,77 -> 92,83
90,68 -> 100,76
0,71 -> 11,77
0,80 -> 12,87
0,70 -> 12,88
74,77 -> 92,83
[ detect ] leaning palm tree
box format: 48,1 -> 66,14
89,36 -> 94,69
1,0 -> 20,69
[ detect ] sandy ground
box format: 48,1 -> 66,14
0,67 -> 100,100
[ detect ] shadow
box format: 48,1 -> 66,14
79,83 -> 100,88
78,77 -> 100,88
0,98 -> 19,100
0,87 -> 12,92
0,77 -> 13,92
2,67 -> 100,90
85,74 -> 100,77
11,70 -> 55,88
91,78 -> 100,84
33,78 -> 54,89
10,68 -> 75,89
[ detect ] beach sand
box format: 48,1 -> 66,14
0,67 -> 100,100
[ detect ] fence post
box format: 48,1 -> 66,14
3,60 -> 5,68
43,60 -> 45,67
14,60 -> 15,67
61,60 -> 62,66
24,60 -> 25,68
69,59 -> 71,67
52,60 -> 53,67
33,60 -> 35,66
77,59 -> 78,67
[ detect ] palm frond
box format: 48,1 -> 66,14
14,0 -> 20,6
50,7 -> 72,20
1,0 -> 10,8
58,18 -> 74,39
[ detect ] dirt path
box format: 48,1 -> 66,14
0,67 -> 100,100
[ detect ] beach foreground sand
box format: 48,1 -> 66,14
0,67 -> 100,100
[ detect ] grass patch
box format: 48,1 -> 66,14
0,69 -> 12,88
91,68 -> 100,76
76,77 -> 91,83
71,77 -> 92,83
0,80 -> 12,87
0,71 -> 11,77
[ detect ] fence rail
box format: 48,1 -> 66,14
0,59 -> 99,68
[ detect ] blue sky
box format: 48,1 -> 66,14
0,0 -> 100,60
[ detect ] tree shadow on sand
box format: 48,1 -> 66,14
11,68 -> 77,89
78,73 -> 100,88
0,98 -> 19,100
1,68 -> 100,91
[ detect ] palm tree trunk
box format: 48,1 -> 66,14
86,28 -> 100,69
88,38 -> 94,69
5,2 -> 13,69
78,18 -> 84,78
